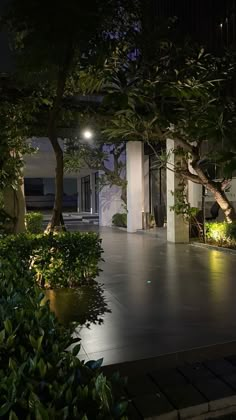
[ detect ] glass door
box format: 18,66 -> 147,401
81,175 -> 91,212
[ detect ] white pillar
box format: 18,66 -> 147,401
144,155 -> 150,212
90,173 -> 96,214
126,141 -> 144,232
166,138 -> 189,243
188,180 -> 201,209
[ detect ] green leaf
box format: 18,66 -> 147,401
0,402 -> 12,417
6,335 -> 16,348
9,358 -> 17,371
9,411 -> 19,420
28,392 -> 40,410
29,335 -> 38,350
0,330 -> 5,344
37,335 -> 44,351
72,344 -> 81,357
37,359 -> 47,378
4,319 -> 12,335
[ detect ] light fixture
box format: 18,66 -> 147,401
82,129 -> 93,140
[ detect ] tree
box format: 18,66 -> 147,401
4,0 -> 139,231
101,41 -> 236,223
0,96 -> 34,232
65,139 -> 127,203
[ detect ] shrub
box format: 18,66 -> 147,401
0,208 -> 15,234
112,213 -> 127,228
206,222 -> 236,247
0,258 -> 127,419
0,232 -> 103,288
25,212 -> 43,233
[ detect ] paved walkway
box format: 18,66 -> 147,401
72,227 -> 236,367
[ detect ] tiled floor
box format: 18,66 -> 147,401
70,226 -> 236,366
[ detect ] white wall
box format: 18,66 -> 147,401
99,184 -> 124,226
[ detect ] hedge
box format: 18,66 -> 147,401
0,232 -> 103,288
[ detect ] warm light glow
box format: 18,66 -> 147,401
220,23 -> 223,29
82,129 -> 93,140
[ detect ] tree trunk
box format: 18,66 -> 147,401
121,183 -> 127,205
3,179 -> 26,233
46,43 -> 73,232
207,184 -> 236,223
46,140 -> 64,232
192,162 -> 236,223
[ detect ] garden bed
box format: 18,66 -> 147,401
191,241 -> 236,254
193,221 -> 236,253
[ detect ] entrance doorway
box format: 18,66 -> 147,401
81,175 -> 91,212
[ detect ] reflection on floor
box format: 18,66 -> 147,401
66,226 -> 236,366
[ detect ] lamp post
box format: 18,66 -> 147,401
81,129 -> 94,214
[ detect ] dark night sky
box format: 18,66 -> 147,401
0,0 -> 14,72
146,0 -> 236,48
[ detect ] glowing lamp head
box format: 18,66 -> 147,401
82,129 -> 93,140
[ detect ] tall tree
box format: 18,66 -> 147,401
0,94 -> 34,232
65,139 -> 127,203
101,41 -> 236,223
4,0 -> 139,231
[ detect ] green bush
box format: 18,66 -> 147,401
0,258 -> 127,419
25,212 -> 43,233
0,208 -> 15,234
112,213 -> 127,228
0,232 -> 103,288
206,222 -> 236,247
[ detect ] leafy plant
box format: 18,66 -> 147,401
170,183 -> 198,220
0,257 -> 128,419
0,232 -> 103,288
112,213 -> 127,228
99,38 -> 236,223
25,212 -> 43,234
3,0 -> 138,231
206,221 -> 236,247
0,208 -> 16,234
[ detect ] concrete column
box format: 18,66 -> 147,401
90,173 -> 96,214
126,141 -> 144,232
166,138 -> 189,243
188,180 -> 201,209
144,155 -> 150,212
77,177 -> 81,213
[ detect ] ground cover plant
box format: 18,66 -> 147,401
0,253 -> 128,419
